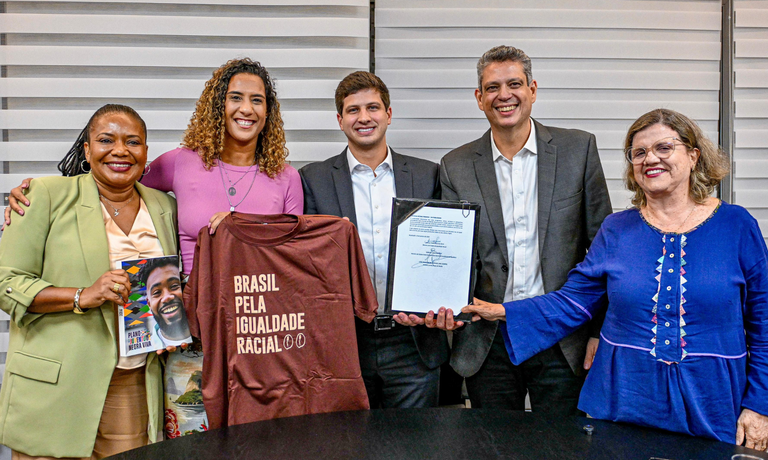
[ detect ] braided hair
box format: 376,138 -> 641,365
57,104 -> 147,176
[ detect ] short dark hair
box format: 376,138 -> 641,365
138,256 -> 180,287
334,71 -> 390,115
476,45 -> 533,89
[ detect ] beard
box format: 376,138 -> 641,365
155,298 -> 190,340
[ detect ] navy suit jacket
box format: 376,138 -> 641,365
299,147 -> 450,369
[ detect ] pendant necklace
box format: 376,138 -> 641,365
219,159 -> 259,212
100,193 -> 136,217
221,159 -> 257,196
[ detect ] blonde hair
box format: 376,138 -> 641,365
182,58 -> 287,178
623,108 -> 730,207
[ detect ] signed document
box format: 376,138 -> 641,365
385,198 -> 480,318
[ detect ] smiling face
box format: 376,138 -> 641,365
223,73 -> 268,154
631,124 -> 699,201
84,112 -> 147,194
146,264 -> 189,340
475,60 -> 537,135
337,88 -> 392,153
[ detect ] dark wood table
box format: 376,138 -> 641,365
110,408 -> 768,460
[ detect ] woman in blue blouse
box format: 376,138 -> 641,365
463,109 -> 768,449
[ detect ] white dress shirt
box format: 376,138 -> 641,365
491,121 -> 545,303
348,147 -> 396,312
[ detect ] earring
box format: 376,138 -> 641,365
142,163 -> 151,177
80,159 -> 91,172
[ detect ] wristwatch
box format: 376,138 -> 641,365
73,288 -> 85,315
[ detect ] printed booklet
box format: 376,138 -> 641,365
119,255 -> 192,356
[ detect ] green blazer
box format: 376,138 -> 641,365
0,174 -> 178,457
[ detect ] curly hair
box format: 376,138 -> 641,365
623,108 -> 730,208
182,58 -> 287,178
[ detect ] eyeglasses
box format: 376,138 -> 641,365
625,137 -> 688,164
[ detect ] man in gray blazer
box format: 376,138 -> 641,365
430,46 -> 611,413
299,71 -> 449,408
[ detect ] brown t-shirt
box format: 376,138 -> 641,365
184,213 -> 377,429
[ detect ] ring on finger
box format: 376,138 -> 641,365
112,283 -> 121,293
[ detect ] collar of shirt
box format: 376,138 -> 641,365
347,146 -> 394,175
345,145 -> 396,311
491,119 -> 537,163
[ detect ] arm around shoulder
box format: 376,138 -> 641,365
140,148 -> 179,192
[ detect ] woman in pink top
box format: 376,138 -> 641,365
6,58 -> 304,439
141,58 -> 303,274
144,58 -> 303,438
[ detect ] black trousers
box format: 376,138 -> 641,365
465,330 -> 584,415
356,320 -> 440,409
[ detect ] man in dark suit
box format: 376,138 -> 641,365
299,71 -> 449,408
420,46 -> 611,414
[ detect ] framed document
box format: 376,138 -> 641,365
384,198 -> 480,320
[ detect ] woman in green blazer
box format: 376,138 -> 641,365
0,104 -> 177,459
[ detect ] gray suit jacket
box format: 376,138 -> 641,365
440,120 -> 612,377
299,147 -> 450,369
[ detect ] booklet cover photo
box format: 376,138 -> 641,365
120,255 -> 192,356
